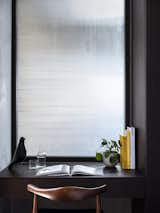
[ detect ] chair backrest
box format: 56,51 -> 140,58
27,184 -> 108,213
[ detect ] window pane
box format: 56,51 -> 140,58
0,0 -> 11,170
16,0 -> 125,156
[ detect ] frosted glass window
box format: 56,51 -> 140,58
0,0 -> 11,170
16,0 -> 125,156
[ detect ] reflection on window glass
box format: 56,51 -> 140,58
17,0 -> 125,156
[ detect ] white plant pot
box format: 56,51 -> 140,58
102,152 -> 119,167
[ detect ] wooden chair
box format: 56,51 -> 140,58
27,184 -> 107,213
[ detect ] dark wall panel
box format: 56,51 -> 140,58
132,0 -> 147,172
0,199 -> 10,213
146,0 -> 160,211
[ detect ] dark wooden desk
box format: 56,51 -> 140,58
0,162 -> 145,212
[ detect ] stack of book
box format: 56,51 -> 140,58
119,127 -> 135,169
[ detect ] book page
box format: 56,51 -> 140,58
71,165 -> 103,176
36,164 -> 70,176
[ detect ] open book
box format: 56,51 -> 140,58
36,164 -> 104,176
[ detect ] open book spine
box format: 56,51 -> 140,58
120,127 -> 135,170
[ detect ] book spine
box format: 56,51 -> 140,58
120,134 -> 130,169
127,127 -> 136,169
126,128 -> 131,169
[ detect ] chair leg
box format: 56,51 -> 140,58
32,194 -> 38,213
96,195 -> 101,213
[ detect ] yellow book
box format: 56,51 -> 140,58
120,133 -> 131,169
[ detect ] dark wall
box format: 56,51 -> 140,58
0,199 -> 11,213
132,0 -> 147,172
146,0 -> 160,212
132,0 -> 160,211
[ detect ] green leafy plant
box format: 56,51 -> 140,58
101,138 -> 120,153
96,139 -> 120,165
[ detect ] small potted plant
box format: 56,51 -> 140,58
96,139 -> 120,167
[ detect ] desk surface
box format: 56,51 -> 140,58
0,162 -> 145,199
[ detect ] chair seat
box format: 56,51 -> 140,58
39,209 -> 100,213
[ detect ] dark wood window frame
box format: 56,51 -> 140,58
11,0 -> 133,160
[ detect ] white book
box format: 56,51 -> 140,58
127,127 -> 136,169
36,164 -> 70,176
36,164 -> 104,176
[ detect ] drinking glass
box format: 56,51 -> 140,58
28,159 -> 37,170
36,152 -> 46,168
